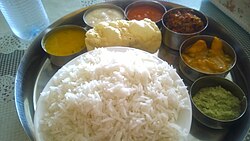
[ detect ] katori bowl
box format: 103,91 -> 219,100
179,35 -> 236,82
41,25 -> 86,67
162,7 -> 208,50
190,76 -> 247,129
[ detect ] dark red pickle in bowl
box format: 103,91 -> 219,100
166,9 -> 205,33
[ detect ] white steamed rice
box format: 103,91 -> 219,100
36,47 -> 190,141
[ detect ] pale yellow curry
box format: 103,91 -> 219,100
181,37 -> 233,73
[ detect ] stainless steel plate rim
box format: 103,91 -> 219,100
15,1 -> 250,141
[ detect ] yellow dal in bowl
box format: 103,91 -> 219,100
44,26 -> 86,56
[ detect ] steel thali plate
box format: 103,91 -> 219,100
15,1 -> 250,141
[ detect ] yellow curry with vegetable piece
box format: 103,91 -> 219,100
181,37 -> 233,73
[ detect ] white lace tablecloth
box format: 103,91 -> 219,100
0,0 -> 249,141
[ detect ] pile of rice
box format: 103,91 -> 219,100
36,47 -> 190,141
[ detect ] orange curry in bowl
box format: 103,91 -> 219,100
127,5 -> 164,22
125,1 -> 166,29
181,37 -> 234,73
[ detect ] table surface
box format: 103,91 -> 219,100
0,0 -> 249,141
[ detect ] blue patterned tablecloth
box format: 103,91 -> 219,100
0,0 -> 249,141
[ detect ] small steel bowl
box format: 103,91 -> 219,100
190,76 -> 247,129
179,35 -> 236,82
162,7 -> 208,50
83,4 -> 125,29
125,0 -> 166,27
41,25 -> 86,67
